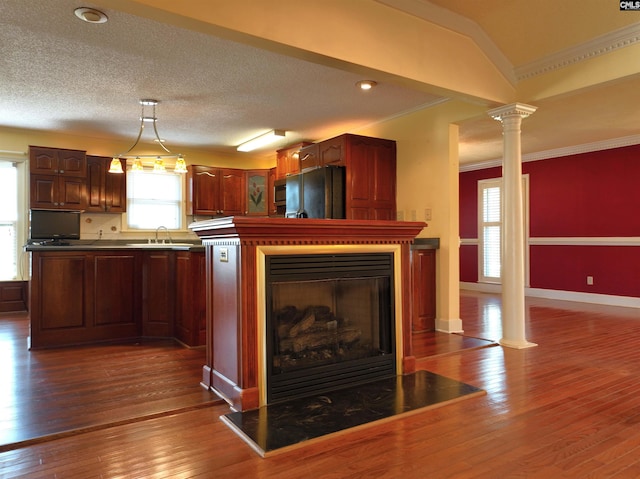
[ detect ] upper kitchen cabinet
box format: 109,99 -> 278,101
318,136 -> 346,167
275,142 -> 312,179
29,146 -> 86,177
29,146 -> 88,210
298,143 -> 319,171
86,156 -> 127,213
245,170 -> 269,216
187,165 -> 245,216
343,134 -> 396,220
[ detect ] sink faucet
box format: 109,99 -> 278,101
155,226 -> 173,244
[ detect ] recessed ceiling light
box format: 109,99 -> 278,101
356,80 -> 377,91
74,7 -> 108,24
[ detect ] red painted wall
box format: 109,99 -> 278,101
459,144 -> 640,297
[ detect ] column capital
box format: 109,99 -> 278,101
488,102 -> 537,122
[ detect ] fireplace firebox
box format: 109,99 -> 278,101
266,253 -> 395,403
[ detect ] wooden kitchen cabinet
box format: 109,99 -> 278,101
175,251 -> 206,346
86,156 -> 127,213
187,165 -> 245,216
29,250 -> 142,349
318,135 -> 346,167
29,146 -> 86,177
344,134 -> 396,220
29,146 -> 87,210
142,251 -> 175,337
245,169 -> 269,216
275,142 -> 312,179
299,143 -> 319,171
30,174 -> 87,210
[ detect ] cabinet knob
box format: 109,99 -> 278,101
59,170 -> 65,174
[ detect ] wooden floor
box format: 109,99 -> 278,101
2,292 -> 640,478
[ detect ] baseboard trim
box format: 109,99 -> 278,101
460,282 -> 640,309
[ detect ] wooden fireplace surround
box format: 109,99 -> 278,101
190,216 -> 426,411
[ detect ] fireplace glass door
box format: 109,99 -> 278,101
266,253 -> 395,403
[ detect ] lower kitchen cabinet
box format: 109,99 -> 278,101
142,251 -> 175,338
175,251 -> 206,347
29,248 -> 205,349
30,251 -> 142,349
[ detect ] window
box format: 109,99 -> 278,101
478,178 -> 502,283
126,169 -> 184,230
477,176 -> 529,285
0,161 -> 20,280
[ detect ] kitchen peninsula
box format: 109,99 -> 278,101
27,242 -> 206,349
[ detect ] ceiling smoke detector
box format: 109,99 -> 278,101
74,7 -> 108,24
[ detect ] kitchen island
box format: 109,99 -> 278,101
26,242 -> 206,349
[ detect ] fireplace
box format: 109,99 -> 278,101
190,217 -> 425,412
266,253 -> 395,403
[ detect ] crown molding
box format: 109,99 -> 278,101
515,23 -> 640,81
459,134 -> 640,172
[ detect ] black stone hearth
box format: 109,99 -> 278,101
221,370 -> 485,457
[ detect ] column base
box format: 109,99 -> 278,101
499,338 -> 538,349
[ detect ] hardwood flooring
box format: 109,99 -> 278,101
2,292 -> 640,478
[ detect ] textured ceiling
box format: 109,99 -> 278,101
0,0 -> 639,165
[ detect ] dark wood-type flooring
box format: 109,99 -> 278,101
2,291 -> 640,478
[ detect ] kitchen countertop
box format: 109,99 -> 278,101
24,241 -> 204,252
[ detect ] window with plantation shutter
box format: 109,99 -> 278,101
477,176 -> 529,285
479,179 -> 502,283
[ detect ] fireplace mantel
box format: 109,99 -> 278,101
191,216 -> 426,411
190,216 -> 425,245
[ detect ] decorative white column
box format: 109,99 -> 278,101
488,103 -> 537,349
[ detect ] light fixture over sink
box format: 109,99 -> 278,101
109,99 -> 187,174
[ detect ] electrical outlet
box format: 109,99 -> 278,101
586,276 -> 594,285
424,208 -> 432,221
410,209 -> 417,222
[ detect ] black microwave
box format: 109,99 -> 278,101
274,178 -> 286,206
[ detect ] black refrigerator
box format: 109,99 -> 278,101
285,166 -> 345,219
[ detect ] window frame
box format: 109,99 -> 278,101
477,175 -> 530,286
122,166 -> 188,233
0,156 -> 28,281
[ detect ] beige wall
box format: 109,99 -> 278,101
353,100 -> 487,332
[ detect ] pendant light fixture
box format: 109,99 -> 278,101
109,99 -> 186,174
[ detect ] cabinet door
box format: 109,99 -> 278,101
276,142 -> 311,179
91,253 -> 140,332
188,166 -> 220,215
29,147 -> 58,175
245,170 -> 269,216
299,143 -> 319,171
411,249 -> 436,331
29,252 -> 88,348
29,147 -> 86,176
345,136 -> 396,220
319,136 -> 346,167
58,176 -> 87,210
142,251 -> 175,337
175,251 -> 206,346
104,159 -> 126,212
30,174 -> 58,209
86,156 -> 126,212
57,149 -> 86,177
86,156 -> 106,211
219,168 -> 245,215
